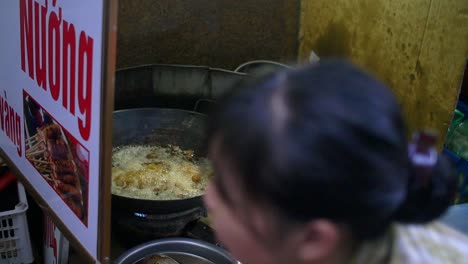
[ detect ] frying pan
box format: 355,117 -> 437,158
112,108 -> 208,214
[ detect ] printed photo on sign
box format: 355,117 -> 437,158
23,91 -> 89,226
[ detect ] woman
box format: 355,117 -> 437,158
203,60 -> 468,264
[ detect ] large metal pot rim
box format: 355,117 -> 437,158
113,107 -> 207,117
111,191 -> 204,205
114,238 -> 238,264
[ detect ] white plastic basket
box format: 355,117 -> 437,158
0,182 -> 33,264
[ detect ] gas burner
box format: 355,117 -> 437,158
112,206 -> 217,248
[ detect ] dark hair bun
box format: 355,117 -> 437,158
394,155 -> 457,223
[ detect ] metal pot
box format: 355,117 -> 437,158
112,108 -> 217,246
114,238 -> 238,264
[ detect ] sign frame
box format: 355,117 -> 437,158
97,0 -> 118,262
0,0 -> 118,262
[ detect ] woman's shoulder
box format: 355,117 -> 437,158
391,222 -> 468,263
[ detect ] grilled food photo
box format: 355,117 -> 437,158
25,124 -> 85,220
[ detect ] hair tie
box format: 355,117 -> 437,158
408,130 -> 438,188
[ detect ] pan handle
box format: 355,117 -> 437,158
193,98 -> 217,113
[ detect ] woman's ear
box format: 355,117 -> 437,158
295,220 -> 341,262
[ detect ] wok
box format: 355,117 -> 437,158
112,108 -> 208,215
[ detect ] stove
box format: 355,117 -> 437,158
112,206 -> 219,246
111,64 -> 235,257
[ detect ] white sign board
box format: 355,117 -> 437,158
0,0 -> 112,260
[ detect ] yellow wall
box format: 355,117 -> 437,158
299,0 -> 468,142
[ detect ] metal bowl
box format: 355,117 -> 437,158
114,238 -> 238,264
